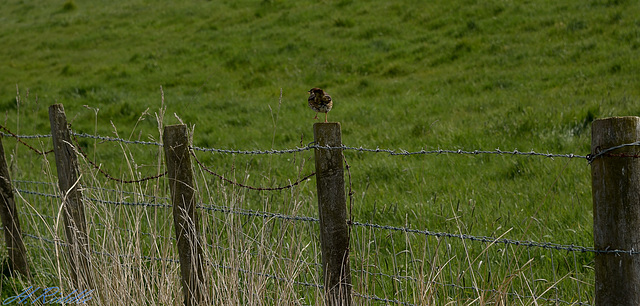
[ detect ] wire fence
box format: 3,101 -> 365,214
14,179 -> 593,305
3,126 -> 638,304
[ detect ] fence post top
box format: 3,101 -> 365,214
164,124 -> 187,132
163,125 -> 189,139
593,116 -> 640,122
165,124 -> 187,128
48,104 -> 65,113
313,122 -> 341,128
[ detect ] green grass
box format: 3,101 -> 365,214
1,0 -> 639,304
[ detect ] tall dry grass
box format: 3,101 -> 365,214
1,97 -> 592,305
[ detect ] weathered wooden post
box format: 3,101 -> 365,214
163,124 -> 204,306
313,122 -> 352,305
591,116 -> 640,305
49,104 -> 94,289
0,136 -> 30,278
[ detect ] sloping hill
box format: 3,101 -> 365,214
0,0 -> 638,252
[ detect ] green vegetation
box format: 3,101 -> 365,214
1,0 -> 639,304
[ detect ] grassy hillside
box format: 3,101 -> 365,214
3,0 -> 640,245
1,0 -> 639,303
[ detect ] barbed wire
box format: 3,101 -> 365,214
72,132 -> 163,146
12,181 -> 622,256
16,188 -> 59,199
17,177 -> 592,304
13,181 -> 611,254
0,125 -> 53,155
191,144 -> 312,154
198,203 -> 320,223
22,229 -> 588,305
0,132 -> 51,139
71,132 -> 167,183
14,180 -> 171,202
6,130 -> 640,165
23,229 -> 320,288
337,145 -> 588,159
191,149 -> 315,191
15,188 -> 172,209
351,221 -> 635,255
24,232 -> 181,264
192,143 -> 589,160
587,141 -> 640,163
15,179 -> 163,199
23,233 -> 66,247
27,196 -> 585,303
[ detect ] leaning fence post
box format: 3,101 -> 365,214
163,124 -> 204,306
591,116 -> 640,305
313,122 -> 352,305
0,135 -> 30,278
49,104 -> 94,290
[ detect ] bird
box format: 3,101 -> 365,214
307,88 -> 333,122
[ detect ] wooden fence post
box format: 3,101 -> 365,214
0,136 -> 30,278
163,124 -> 204,306
49,104 -> 94,290
591,116 -> 640,305
313,122 -> 352,306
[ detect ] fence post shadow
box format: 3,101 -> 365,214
591,116 -> 640,305
313,122 -> 352,305
163,124 -> 205,306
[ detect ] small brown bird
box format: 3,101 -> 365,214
307,88 -> 333,122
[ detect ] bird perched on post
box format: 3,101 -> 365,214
307,88 -> 333,122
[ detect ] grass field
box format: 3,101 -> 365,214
1,0 -> 640,304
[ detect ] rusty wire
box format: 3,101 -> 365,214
0,125 -> 53,155
190,149 -> 315,191
71,132 -> 167,184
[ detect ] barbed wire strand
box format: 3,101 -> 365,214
29,202 -> 588,304
8,129 -> 632,163
191,149 -> 315,191
0,132 -> 51,139
351,221 -> 637,255
0,125 -> 53,155
14,182 -> 630,254
71,132 -> 167,183
72,132 -> 162,147
587,141 -> 640,163
192,143 -> 590,160
22,229 -> 587,305
24,209 -> 321,271
198,203 -> 319,223
8,130 -> 640,164
14,180 -> 172,202
15,188 -> 173,209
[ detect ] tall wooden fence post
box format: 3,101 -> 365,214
163,124 -> 204,306
591,116 -> 640,305
313,122 -> 352,306
0,136 -> 30,278
49,104 -> 94,290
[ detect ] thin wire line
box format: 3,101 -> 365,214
72,132 -> 162,146
71,132 -> 167,183
191,149 -> 315,191
587,140 -> 640,163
